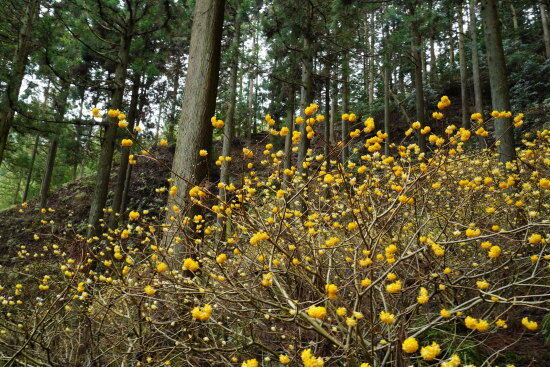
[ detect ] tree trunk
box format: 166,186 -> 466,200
87,30 -> 132,237
0,0 -> 41,166
39,87 -> 69,208
163,0 -> 225,254
541,2 -> 550,59
429,37 -> 436,83
469,0 -> 483,114
297,34 -> 313,175
22,135 -> 40,202
220,11 -> 242,206
324,65 -> 331,166
330,70 -> 338,145
167,56 -> 182,142
341,54 -> 350,164
480,0 -> 516,163
383,50 -> 391,157
283,86 -> 295,172
410,7 -> 427,152
110,75 -> 141,226
458,3 -> 469,129
449,28 -> 455,68
368,13 -> 375,112
246,39 -> 255,146
13,177 -> 22,204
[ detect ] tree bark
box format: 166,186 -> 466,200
323,64 -> 331,166
246,36 -> 256,146
220,10 -> 242,206
383,50 -> 391,157
0,0 -> 41,166
469,0 -> 483,114
297,34 -> 313,175
458,3 -> 469,129
330,70 -> 338,145
167,56 -> 182,142
480,0 -> 516,163
39,86 -> 69,208
341,54 -> 350,164
109,75 -> 141,226
540,2 -> 550,59
283,86 -> 295,172
163,0 -> 226,254
22,135 -> 40,202
410,5 -> 427,152
429,36 -> 437,84
368,13 -> 376,113
87,28 -> 132,237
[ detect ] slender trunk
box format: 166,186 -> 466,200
410,8 -> 427,152
341,54 -> 350,164
480,0 -> 516,163
449,28 -> 455,68
469,0 -> 483,114
368,13 -> 375,112
110,75 -> 141,226
383,51 -> 391,157
167,57 -> 181,142
246,36 -> 256,145
0,0 -> 41,165
330,71 -> 338,144
324,65 -> 331,165
541,2 -> 550,59
429,37 -> 436,83
87,29 -> 132,237
508,0 -> 519,36
283,86 -> 295,172
297,34 -> 313,175
120,163 -> 133,215
421,40 -> 427,85
220,11 -> 242,206
39,87 -> 69,208
163,0 -> 226,254
73,92 -> 86,180
13,178 -> 22,204
458,4 -> 469,129
22,135 -> 40,202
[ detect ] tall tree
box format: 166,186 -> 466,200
480,0 -> 515,163
0,0 -> 41,166
163,0 -> 226,254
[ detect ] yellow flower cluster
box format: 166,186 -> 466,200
301,349 -> 324,367
191,304 -> 212,321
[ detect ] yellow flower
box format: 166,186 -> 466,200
346,317 -> 357,326
118,120 -> 128,128
465,316 -> 478,329
432,111 -> 444,120
491,110 -> 501,118
108,109 -> 120,117
420,342 -> 441,361
144,285 -> 156,296
279,355 -> 291,364
386,280 -> 402,293
306,305 -> 327,319
402,337 -> 419,353
521,317 -> 538,331
336,307 -> 347,316
325,284 -> 338,300
301,349 -> 324,367
323,174 -> 334,184
183,258 -> 200,272
121,139 -> 133,147
476,280 -> 490,290
528,233 -> 542,244
417,287 -> 429,304
488,245 -> 501,259
156,262 -> 168,273
128,211 -> 140,221
191,304 -> 212,321
360,278 -> 372,287
440,309 -> 452,318
216,253 -> 227,264
379,311 -> 395,324
471,112 -> 482,120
